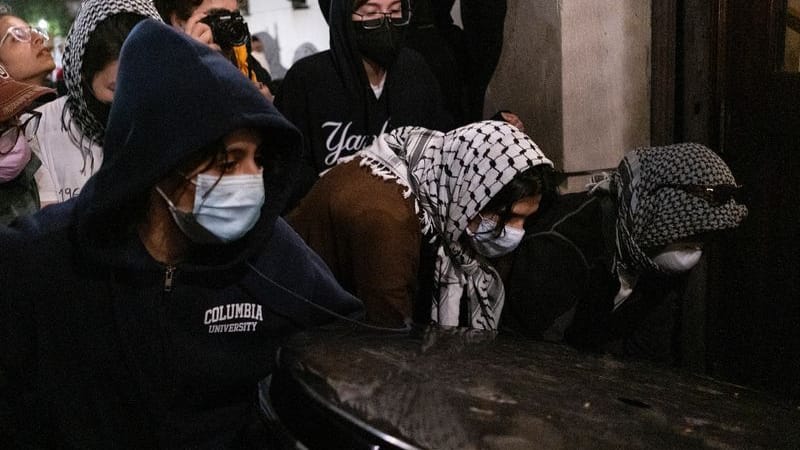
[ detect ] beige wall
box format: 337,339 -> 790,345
486,0 -> 651,191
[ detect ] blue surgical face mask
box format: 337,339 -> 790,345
157,171 -> 265,244
467,215 -> 526,258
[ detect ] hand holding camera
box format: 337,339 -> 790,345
180,9 -> 271,101
200,11 -> 250,49
181,10 -> 220,52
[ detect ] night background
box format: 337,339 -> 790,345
0,1 -> 79,35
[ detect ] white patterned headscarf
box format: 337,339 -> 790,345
341,121 -> 553,330
62,0 -> 161,168
611,143 -> 748,276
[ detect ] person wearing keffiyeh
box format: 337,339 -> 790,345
32,0 -> 162,205
288,120 -> 558,329
502,143 -> 748,362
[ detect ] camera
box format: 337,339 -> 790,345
200,10 -> 250,48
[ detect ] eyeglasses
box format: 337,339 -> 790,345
0,111 -> 41,154
352,10 -> 411,29
656,183 -> 740,206
0,26 -> 49,48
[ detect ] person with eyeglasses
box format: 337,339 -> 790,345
0,13 -> 55,87
501,143 -> 748,364
276,0 -> 452,210
0,64 -> 55,225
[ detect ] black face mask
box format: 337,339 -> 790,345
352,21 -> 406,69
83,85 -> 111,129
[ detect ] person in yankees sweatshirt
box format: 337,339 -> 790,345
276,0 -> 453,210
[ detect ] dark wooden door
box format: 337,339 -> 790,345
707,0 -> 800,401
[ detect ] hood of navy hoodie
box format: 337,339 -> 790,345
73,19 -> 302,270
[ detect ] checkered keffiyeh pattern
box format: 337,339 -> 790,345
612,143 -> 748,275
62,0 -> 161,158
352,121 -> 553,330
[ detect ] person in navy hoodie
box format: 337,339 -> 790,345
0,19 -> 363,448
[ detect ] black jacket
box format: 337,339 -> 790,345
275,0 -> 452,207
502,192 -> 687,362
0,20 -> 363,449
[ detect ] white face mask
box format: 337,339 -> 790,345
652,245 -> 703,274
467,215 -> 525,258
157,172 -> 265,244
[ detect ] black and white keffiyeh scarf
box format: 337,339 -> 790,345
610,143 -> 748,277
62,0 -> 161,170
341,121 -> 553,330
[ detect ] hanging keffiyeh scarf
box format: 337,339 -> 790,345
61,0 -> 162,171
610,143 -> 748,279
343,121 -> 553,330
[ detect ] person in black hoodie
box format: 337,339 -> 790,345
404,0 -> 509,126
0,19 -> 363,448
276,0 -> 452,208
502,144 -> 747,364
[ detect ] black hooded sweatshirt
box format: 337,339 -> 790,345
275,0 -> 453,207
0,20 -> 363,449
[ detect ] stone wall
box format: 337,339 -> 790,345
485,0 -> 651,191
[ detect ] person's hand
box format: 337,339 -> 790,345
256,81 -> 274,102
500,111 -> 525,133
180,11 -> 221,52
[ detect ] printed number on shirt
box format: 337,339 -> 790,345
58,187 -> 81,200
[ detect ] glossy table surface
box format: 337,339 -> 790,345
269,326 -> 800,449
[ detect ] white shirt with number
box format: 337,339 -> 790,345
32,96 -> 104,205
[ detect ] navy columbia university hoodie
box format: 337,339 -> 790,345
0,20 -> 363,449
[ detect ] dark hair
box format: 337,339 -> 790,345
81,13 -> 148,83
482,164 -> 561,230
353,0 -> 411,12
153,0 -> 206,22
490,110 -> 512,122
154,0 -> 243,22
180,131 -> 286,187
